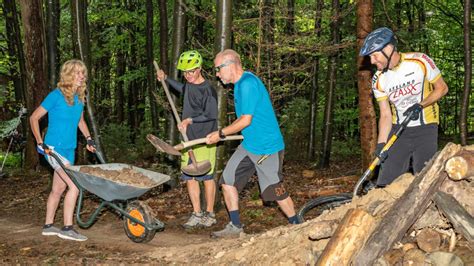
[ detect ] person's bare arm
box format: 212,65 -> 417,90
78,112 -> 95,152
419,77 -> 448,107
206,115 -> 252,144
377,99 -> 392,144
29,106 -> 47,144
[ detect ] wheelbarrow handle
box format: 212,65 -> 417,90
95,150 -> 106,164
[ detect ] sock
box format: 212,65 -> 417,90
43,224 -> 53,229
288,215 -> 299,224
62,225 -> 73,231
229,210 -> 241,227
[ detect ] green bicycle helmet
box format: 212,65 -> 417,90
177,50 -> 203,71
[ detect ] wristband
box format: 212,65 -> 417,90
218,129 -> 226,139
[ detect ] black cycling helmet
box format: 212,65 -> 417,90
359,27 -> 397,56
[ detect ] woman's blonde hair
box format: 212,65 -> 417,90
57,59 -> 88,105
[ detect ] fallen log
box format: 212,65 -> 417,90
316,208 -> 374,265
439,179 -> 474,216
433,191 -> 474,248
353,143 -> 461,266
445,150 -> 474,181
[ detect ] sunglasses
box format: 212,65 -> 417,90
215,61 -> 235,72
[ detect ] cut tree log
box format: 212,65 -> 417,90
445,150 -> 474,181
316,208 -> 375,265
353,143 -> 461,266
416,228 -> 441,253
433,191 -> 474,248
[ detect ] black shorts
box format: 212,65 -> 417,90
377,124 -> 438,186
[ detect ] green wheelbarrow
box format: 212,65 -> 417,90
47,150 -> 170,243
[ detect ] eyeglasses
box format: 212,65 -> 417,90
215,61 -> 235,72
183,69 -> 198,76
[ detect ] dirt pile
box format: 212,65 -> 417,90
146,144 -> 474,265
80,166 -> 156,187
146,174 -> 414,265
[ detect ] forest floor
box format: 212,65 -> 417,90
0,158 -> 361,264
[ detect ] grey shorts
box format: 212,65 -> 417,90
220,145 -> 288,201
377,124 -> 438,186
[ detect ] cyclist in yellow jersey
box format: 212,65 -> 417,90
360,27 -> 448,186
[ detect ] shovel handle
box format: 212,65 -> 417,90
174,135 -> 244,150
153,60 -> 189,142
352,111 -> 415,197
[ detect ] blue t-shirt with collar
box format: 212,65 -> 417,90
41,88 -> 84,149
234,71 -> 284,155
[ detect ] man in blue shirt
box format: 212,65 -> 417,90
206,49 -> 298,238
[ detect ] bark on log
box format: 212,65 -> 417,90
353,143 -> 461,266
445,150 -> 474,181
439,179 -> 474,216
316,209 -> 374,265
433,191 -> 474,248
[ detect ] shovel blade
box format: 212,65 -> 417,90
146,134 -> 182,156
181,160 -> 212,176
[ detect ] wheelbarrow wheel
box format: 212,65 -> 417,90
123,201 -> 156,243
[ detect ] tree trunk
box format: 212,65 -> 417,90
213,0 -> 232,175
146,0 -> 158,129
4,0 -> 27,105
115,45 -> 125,124
261,0 -> 275,97
45,0 -> 60,90
460,0 -> 472,146
71,0 -> 105,161
356,0 -> 376,169
167,0 -> 186,152
354,143 -> 462,266
318,0 -> 339,169
285,0 -> 295,36
307,0 -> 323,160
19,0 -> 49,169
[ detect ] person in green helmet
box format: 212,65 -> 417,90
156,50 -> 218,229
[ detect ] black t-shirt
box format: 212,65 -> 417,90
166,78 -> 218,140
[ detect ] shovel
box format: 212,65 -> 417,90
153,60 -> 211,176
147,134 -> 243,155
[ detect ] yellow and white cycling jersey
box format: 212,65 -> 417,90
372,52 -> 442,127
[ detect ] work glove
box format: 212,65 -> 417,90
86,138 -> 96,148
374,142 -> 388,163
403,103 -> 423,121
36,143 -> 49,155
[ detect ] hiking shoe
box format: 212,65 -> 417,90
58,228 -> 88,241
182,212 -> 204,229
200,212 -> 217,227
42,225 -> 61,236
211,222 -> 243,238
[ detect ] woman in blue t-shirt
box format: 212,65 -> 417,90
30,59 -> 96,241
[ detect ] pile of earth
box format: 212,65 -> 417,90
79,166 -> 156,187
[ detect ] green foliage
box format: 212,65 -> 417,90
134,122 -> 157,160
0,152 -> 22,168
100,123 -> 136,163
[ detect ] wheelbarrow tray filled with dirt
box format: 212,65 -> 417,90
67,163 -> 170,201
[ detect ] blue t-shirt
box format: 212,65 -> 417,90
41,89 -> 84,149
234,72 -> 284,154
